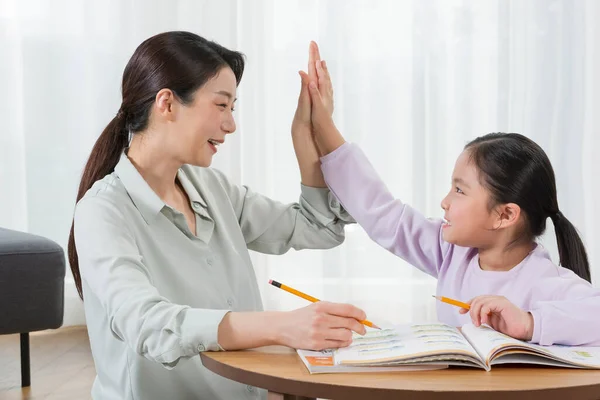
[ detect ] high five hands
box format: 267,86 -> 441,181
300,42 -> 346,156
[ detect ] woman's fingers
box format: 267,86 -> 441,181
308,41 -> 321,82
325,314 -> 366,335
297,71 -> 309,102
298,71 -> 310,102
318,338 -> 353,350
292,71 -> 311,125
318,301 -> 367,322
317,302 -> 367,335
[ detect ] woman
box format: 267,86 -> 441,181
69,31 -> 367,400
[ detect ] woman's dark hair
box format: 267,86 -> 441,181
68,31 -> 245,300
465,133 -> 590,282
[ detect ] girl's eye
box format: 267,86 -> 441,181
455,186 -> 464,194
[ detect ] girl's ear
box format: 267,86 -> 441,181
493,203 -> 522,230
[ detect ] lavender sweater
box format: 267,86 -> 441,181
321,143 -> 600,346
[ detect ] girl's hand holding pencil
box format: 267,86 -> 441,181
435,294 -> 534,341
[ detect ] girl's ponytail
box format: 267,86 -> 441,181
550,211 -> 591,282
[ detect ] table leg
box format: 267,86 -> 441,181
267,391 -> 316,400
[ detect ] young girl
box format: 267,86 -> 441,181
304,63 -> 600,346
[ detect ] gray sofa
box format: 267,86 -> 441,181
0,227 -> 65,387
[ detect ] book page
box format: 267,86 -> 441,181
516,344 -> 600,368
296,349 -> 448,374
461,324 -> 600,369
333,323 -> 482,366
460,324 -> 529,367
489,352 -> 600,368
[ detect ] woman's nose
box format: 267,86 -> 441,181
222,115 -> 236,134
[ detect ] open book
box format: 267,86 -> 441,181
298,322 -> 600,373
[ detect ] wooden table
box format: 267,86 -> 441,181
201,346 -> 600,400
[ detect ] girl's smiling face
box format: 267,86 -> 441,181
440,150 -> 503,248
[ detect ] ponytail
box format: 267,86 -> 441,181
67,31 -> 246,301
67,114 -> 128,300
550,211 -> 591,283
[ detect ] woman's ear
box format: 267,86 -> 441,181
154,89 -> 176,121
493,203 -> 522,230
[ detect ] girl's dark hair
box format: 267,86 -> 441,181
68,31 -> 245,300
465,133 -> 591,282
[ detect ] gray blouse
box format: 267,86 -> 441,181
73,152 -> 352,400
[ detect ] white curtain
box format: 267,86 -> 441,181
1,0 -> 599,327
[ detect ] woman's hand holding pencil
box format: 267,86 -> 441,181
269,280 -> 377,351
278,301 -> 367,351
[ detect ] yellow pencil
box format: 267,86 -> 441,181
269,280 -> 380,329
433,295 -> 471,310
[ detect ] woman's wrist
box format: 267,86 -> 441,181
217,311 -> 288,350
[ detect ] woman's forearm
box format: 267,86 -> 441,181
217,311 -> 284,350
292,130 -> 327,188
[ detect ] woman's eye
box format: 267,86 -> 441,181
217,104 -> 234,112
455,186 -> 464,194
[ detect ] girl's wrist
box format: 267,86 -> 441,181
318,126 -> 346,155
524,312 -> 534,341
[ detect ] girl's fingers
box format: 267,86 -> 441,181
321,60 -> 333,94
316,60 -> 325,79
316,60 -> 331,92
470,298 -> 484,326
308,81 -> 324,106
480,305 -> 491,325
